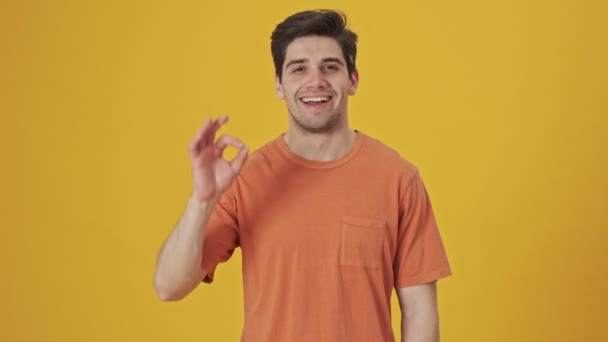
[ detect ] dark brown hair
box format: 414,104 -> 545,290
271,9 -> 358,81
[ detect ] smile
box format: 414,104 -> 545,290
300,96 -> 332,104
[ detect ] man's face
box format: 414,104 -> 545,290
276,35 -> 359,133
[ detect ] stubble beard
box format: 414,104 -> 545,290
289,103 -> 342,134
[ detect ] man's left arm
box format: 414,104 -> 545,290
397,281 -> 440,342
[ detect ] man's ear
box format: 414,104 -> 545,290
348,70 -> 359,96
275,74 -> 284,100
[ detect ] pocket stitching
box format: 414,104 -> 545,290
340,217 -> 386,269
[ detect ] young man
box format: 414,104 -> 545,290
154,9 -> 452,342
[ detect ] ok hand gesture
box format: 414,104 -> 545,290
188,116 -> 249,204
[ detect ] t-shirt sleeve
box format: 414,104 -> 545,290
200,186 -> 240,284
394,170 -> 452,288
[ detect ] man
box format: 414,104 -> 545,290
154,9 -> 452,342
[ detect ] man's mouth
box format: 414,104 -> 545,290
300,96 -> 333,107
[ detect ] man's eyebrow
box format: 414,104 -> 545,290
322,57 -> 345,65
284,58 -> 308,69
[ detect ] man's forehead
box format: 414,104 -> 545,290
284,36 -> 344,62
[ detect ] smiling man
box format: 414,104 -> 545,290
154,9 -> 452,342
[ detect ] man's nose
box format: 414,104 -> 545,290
305,69 -> 329,88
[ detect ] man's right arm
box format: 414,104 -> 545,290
153,115 -> 248,301
153,195 -> 213,301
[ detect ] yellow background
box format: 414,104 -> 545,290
1,0 -> 606,341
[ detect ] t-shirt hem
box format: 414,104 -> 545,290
394,266 -> 452,288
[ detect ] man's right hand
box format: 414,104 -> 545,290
188,115 -> 249,204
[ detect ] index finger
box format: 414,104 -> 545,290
215,134 -> 246,151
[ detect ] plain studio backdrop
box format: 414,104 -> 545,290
1,1 -> 606,341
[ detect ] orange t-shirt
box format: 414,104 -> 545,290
201,131 -> 452,342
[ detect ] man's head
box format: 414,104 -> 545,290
271,10 -> 358,82
271,10 -> 359,134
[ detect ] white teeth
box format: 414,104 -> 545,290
302,96 -> 330,103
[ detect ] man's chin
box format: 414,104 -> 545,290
292,115 -> 339,134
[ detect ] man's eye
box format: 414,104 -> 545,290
293,67 -> 305,73
325,64 -> 338,71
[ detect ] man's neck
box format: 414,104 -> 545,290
283,125 -> 357,162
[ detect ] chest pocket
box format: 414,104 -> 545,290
340,216 -> 386,269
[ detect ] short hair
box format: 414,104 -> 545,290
271,9 -> 358,81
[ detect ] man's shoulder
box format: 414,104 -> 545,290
236,135 -> 283,175
359,131 -> 419,174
